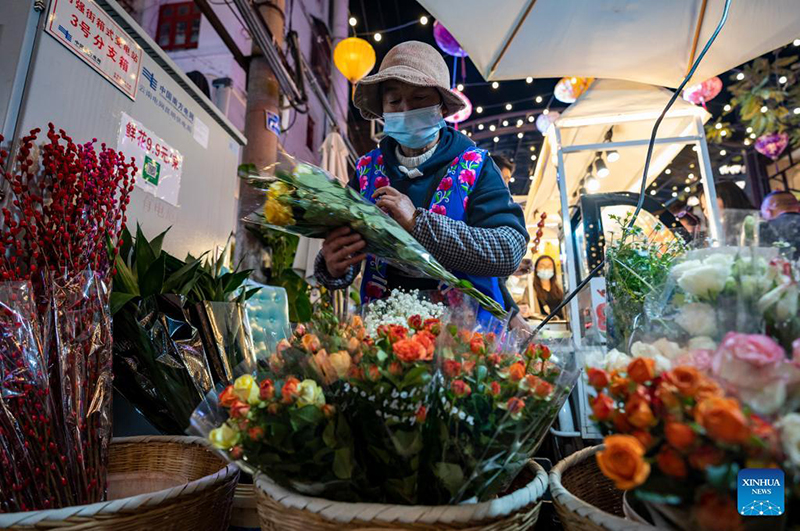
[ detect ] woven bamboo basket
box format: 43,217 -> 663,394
255,461 -> 547,530
549,445 -> 654,531
0,435 -> 239,530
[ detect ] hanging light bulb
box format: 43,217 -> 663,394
736,72 -> 745,81
672,191 -> 678,197
594,156 -> 609,178
348,16 -> 357,26
746,126 -> 753,133
476,106 -> 483,113
744,138 -> 751,146
715,123 -> 722,130
684,186 -> 691,193
493,136 -> 499,143
517,132 -> 524,139
509,177 -> 516,183
607,150 -> 620,163
478,124 -> 484,130
535,96 -> 543,103
419,15 -> 429,25
723,104 -> 732,112
650,190 -> 657,195
373,33 -> 382,42
530,154 -> 537,161
456,83 -> 464,92
687,196 -> 700,207
543,109 -> 550,115
491,81 -> 500,89
665,168 -> 672,175
586,176 -> 600,192
526,77 -> 533,84
760,105 -> 769,113
516,119 -> 523,127
527,115 -> 535,123
505,103 -> 513,111
720,130 -> 728,137
529,145 -> 536,151
794,107 -> 800,115
779,75 -> 788,84
489,124 -> 496,131
502,120 -> 509,127
795,39 -> 800,46
720,149 -> 727,156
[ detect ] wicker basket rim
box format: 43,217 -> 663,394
254,460 -> 548,525
0,435 -> 239,527
549,444 -> 654,530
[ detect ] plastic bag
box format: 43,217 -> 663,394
191,301 -> 256,385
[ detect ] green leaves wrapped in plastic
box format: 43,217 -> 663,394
243,159 -> 506,318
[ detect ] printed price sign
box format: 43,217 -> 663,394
46,0 -> 143,100
118,113 -> 183,206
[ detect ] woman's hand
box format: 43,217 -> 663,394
321,226 -> 367,278
374,187 -> 417,232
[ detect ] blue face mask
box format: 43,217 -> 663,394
382,105 -> 445,149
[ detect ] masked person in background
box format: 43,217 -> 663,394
314,41 -> 529,315
533,255 -> 564,319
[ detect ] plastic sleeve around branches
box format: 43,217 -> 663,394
191,301 -> 256,386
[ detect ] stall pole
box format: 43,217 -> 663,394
695,116 -> 723,242
554,126 -> 582,347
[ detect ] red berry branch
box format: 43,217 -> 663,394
0,124 -> 135,512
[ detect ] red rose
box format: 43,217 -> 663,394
259,379 -> 275,400
388,325 -> 408,343
219,385 -> 237,408
230,401 -> 250,419
587,368 -> 610,390
281,377 -> 300,404
470,336 -> 485,354
462,360 -> 476,374
534,380 -> 553,398
591,393 -> 614,421
408,315 -> 422,330
389,361 -> 403,376
488,381 -> 501,396
423,318 -> 441,335
443,359 -> 462,378
366,282 -> 385,300
451,379 -> 471,397
506,397 -> 526,415
393,339 -> 426,363
415,405 -> 428,423
366,364 -> 381,381
248,426 -> 264,440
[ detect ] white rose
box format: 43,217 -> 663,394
758,283 -> 799,322
741,382 -> 787,416
778,413 -> 800,466
605,349 -> 632,372
671,259 -> 703,279
687,336 -> 717,352
630,341 -> 660,359
703,253 -> 734,271
583,349 -> 605,369
678,265 -> 728,298
675,302 -> 718,337
652,338 -> 685,360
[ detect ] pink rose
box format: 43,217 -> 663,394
463,197 -> 469,209
462,150 -> 482,163
375,176 -> 390,189
711,332 -> 789,414
439,176 -> 453,191
675,349 -> 713,371
431,204 -> 447,216
376,154 -> 384,166
359,175 -> 368,192
357,155 -> 372,169
459,169 -> 476,187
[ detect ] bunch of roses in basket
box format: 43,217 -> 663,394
588,357 -> 784,530
424,331 -> 575,503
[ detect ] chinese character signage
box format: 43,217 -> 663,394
46,0 -> 143,100
118,112 -> 183,206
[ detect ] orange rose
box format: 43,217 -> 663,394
625,393 -> 655,429
281,377 -> 300,403
462,360 -> 476,374
693,490 -> 743,531
657,447 -> 688,479
508,362 -> 526,382
459,330 -> 474,343
230,401 -> 250,419
388,325 -> 408,343
596,435 -> 651,490
694,378 -> 724,402
415,405 -> 428,423
407,315 -> 423,330
695,397 -> 750,444
347,336 -> 361,354
301,334 -> 321,352
366,364 -> 381,382
388,361 -> 403,376
451,379 -> 471,397
613,411 -> 633,433
259,379 -> 275,400
219,385 -> 237,408
488,381 -> 501,396
627,357 -> 656,384
248,426 -> 265,440
442,359 -> 462,378
505,397 -> 526,418
654,381 -> 681,411
413,330 -> 436,360
587,367 -> 610,390
321,404 -> 336,418
665,421 -> 696,451
535,379 -> 553,398
609,372 -> 632,399
423,318 -> 441,335
591,393 -> 615,421
349,315 -> 363,329
470,336 -> 485,354
393,338 -> 426,363
632,430 -> 654,450
667,366 -> 701,397
688,445 -> 725,470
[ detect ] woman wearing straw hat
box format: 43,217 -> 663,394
315,41 -> 529,314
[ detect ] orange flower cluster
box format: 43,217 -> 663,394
589,358 -> 780,494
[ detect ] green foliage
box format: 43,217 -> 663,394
605,215 -> 686,350
186,236 -> 259,304
718,54 -> 800,147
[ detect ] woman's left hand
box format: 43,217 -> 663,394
374,186 -> 417,232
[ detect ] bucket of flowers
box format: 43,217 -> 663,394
191,291 -> 579,530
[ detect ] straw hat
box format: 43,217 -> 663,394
354,41 -> 466,121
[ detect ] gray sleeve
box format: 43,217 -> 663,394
411,209 -> 527,278
313,251 -> 357,290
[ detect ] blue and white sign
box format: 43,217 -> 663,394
265,110 -> 281,137
738,468 -> 784,516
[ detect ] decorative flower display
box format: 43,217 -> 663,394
682,76 -> 722,107
432,21 -> 468,57
755,132 -> 790,160
553,76 -> 594,103
536,111 -> 560,134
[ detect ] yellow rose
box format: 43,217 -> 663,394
233,374 -> 261,405
296,379 -> 326,407
263,197 -> 294,226
329,351 -> 352,379
267,181 -> 294,199
209,423 -> 240,450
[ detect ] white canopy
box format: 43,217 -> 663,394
418,0 -> 800,87
524,79 -> 710,236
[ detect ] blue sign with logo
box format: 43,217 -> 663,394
265,110 -> 281,137
738,468 -> 784,516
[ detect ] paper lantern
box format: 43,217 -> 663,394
433,21 -> 468,57
554,77 -> 593,103
444,90 -> 472,124
755,132 -> 789,160
333,37 -> 376,84
682,77 -> 722,106
536,111 -> 560,134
